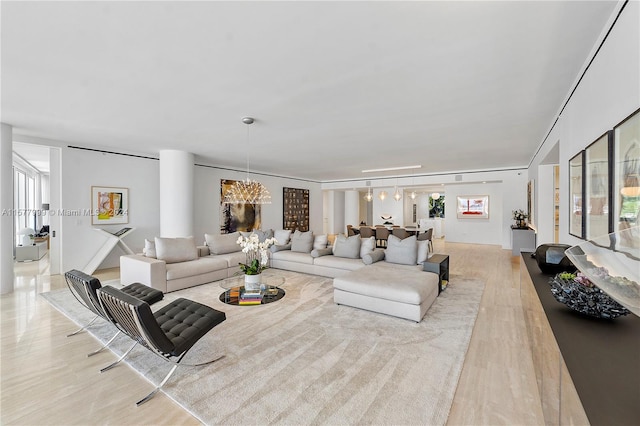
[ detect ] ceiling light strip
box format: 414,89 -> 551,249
362,165 -> 422,173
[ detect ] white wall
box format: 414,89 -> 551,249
60,148 -> 160,272
528,0 -> 640,246
323,169 -> 527,248
58,149 -> 324,271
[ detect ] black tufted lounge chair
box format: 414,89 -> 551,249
64,269 -> 164,356
96,286 -> 226,405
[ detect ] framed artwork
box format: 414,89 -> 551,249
91,186 -> 129,225
456,195 -> 489,219
220,179 -> 261,233
613,107 -> 640,232
569,151 -> 585,239
283,187 -> 309,232
585,131 -> 612,239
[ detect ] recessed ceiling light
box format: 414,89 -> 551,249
362,165 -> 422,173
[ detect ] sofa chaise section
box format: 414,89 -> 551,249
333,262 -> 439,322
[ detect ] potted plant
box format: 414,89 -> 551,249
512,209 -> 528,228
236,233 -> 277,290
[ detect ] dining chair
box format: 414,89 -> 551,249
359,227 -> 374,239
375,227 -> 390,248
347,225 -> 355,236
392,228 -> 410,239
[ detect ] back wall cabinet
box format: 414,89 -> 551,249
283,187 -> 309,232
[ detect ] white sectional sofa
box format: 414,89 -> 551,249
120,233 -> 247,293
119,230 -> 440,322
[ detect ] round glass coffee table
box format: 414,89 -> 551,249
219,274 -> 285,306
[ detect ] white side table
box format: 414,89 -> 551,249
15,242 -> 48,261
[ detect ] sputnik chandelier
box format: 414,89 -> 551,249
222,117 -> 271,205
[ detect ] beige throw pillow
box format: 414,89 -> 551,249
205,232 -> 241,255
291,230 -> 314,253
385,234 -> 418,265
154,236 -> 198,264
332,234 -> 361,259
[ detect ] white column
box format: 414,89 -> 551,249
159,150 -> 194,237
1,124 -> 14,294
344,190 -> 360,231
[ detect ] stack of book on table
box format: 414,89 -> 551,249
239,289 -> 263,305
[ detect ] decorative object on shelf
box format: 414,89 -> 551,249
222,117 -> 271,205
534,243 -> 576,274
565,226 -> 639,317
236,233 -> 277,290
456,195 -> 489,219
220,179 -> 261,233
512,209 -> 529,229
549,271 -> 630,319
283,187 -> 309,231
91,186 -> 129,225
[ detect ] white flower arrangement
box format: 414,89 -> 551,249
236,233 -> 277,275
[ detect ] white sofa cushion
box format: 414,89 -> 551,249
166,257 -> 228,280
359,236 -> 376,258
313,255 -> 364,271
385,235 -> 418,265
213,251 -> 246,269
333,262 -> 437,305
271,250 -> 315,265
205,232 -> 241,255
332,234 -> 361,259
291,230 -> 314,253
154,236 -> 198,264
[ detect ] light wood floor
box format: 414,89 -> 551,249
1,240 -> 545,425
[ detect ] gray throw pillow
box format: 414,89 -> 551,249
290,230 -> 314,253
154,236 -> 198,264
205,232 -> 241,255
274,229 -> 292,245
332,234 -> 361,259
385,234 -> 418,265
362,249 -> 385,265
240,229 -> 274,243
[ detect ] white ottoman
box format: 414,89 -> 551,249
333,262 -> 439,322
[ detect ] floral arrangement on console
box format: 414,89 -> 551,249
236,233 -> 277,275
512,209 -> 529,228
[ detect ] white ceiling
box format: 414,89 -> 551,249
2,1 -> 618,182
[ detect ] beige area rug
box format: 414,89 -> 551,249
42,270 -> 485,425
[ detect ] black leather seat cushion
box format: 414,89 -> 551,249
121,282 -> 164,305
153,299 -> 226,356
